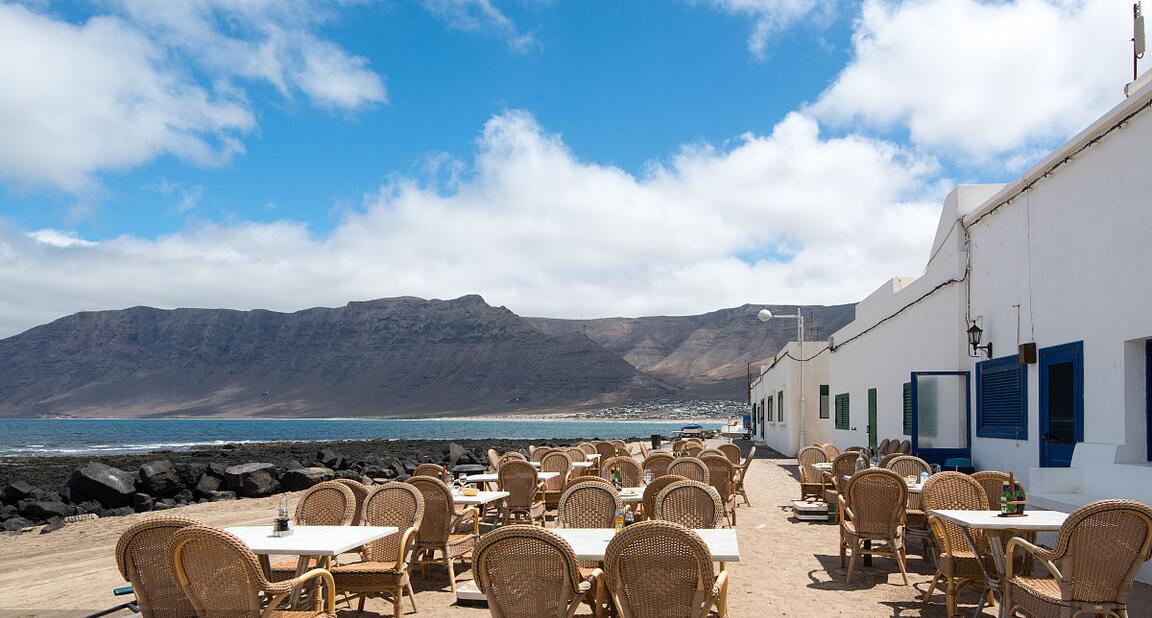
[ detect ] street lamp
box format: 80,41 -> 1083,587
758,308 -> 806,447
967,320 -> 993,358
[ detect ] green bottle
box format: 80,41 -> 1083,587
1001,482 -> 1011,515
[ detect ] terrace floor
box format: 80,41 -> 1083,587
1,447 -> 1149,617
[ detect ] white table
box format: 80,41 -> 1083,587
450,490 -> 510,506
813,462 -> 833,471
463,472 -> 559,484
930,509 -> 1068,616
226,525 -> 398,606
841,474 -> 922,493
572,461 -> 594,469
618,487 -> 644,504
551,528 -> 740,562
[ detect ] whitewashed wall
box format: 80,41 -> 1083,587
751,341 -> 829,456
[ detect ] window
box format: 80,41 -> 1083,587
766,396 -> 774,422
902,382 -> 913,436
819,385 -> 830,419
759,398 -> 765,431
834,393 -> 850,430
777,390 -> 784,422
977,356 -> 1028,439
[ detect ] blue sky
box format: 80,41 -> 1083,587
0,1 -> 1141,336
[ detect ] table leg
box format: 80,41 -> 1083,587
958,526 -> 1005,618
863,539 -> 872,567
288,556 -> 309,609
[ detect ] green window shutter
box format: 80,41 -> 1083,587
777,390 -> 784,422
834,393 -> 850,430
902,382 -> 912,436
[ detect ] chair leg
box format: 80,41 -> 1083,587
846,543 -> 859,582
393,586 -> 402,617
921,570 -> 943,603
407,580 -> 418,612
839,536 -> 847,568
446,555 -> 457,592
946,578 -> 957,617
357,595 -> 366,613
895,545 -> 909,586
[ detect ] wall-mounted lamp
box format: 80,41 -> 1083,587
967,321 -> 993,358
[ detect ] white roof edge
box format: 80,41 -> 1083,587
963,84 -> 1152,226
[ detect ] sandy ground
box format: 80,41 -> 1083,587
1,454 -> 1149,618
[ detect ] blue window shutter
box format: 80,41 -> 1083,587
977,356 -> 1028,439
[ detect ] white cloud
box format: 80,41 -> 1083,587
809,0 -> 1132,163
0,110 -> 943,337
704,0 -> 837,58
0,1 -> 385,193
27,229 -> 98,248
419,0 -> 538,51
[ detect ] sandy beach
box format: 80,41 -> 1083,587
1,453 -> 1148,617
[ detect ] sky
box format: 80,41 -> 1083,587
0,0 -> 1143,337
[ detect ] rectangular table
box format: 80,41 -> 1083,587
619,487 -> 644,504
551,528 -> 740,562
930,509 -> 1068,615
572,461 -> 594,469
463,472 -> 559,484
226,525 -> 398,606
450,490 -> 510,505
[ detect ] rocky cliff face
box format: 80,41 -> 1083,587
526,303 -> 856,399
0,295 -> 674,417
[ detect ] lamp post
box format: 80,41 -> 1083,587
758,307 -> 806,448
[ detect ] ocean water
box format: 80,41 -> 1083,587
0,418 -> 722,457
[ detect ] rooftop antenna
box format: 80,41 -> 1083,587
1136,2 -> 1146,81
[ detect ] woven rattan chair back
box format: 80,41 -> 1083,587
168,525 -> 274,617
970,471 -> 1011,511
600,456 -> 643,486
540,451 -> 572,493
796,446 -> 828,486
594,441 -> 617,462
830,452 -> 861,498
667,457 -> 709,484
334,479 -> 371,526
604,521 -> 716,618
295,480 -> 356,526
684,446 -> 704,457
360,482 -> 425,563
500,452 -> 528,464
820,443 -> 841,460
414,463 -> 451,482
641,476 -> 682,520
488,448 -> 502,471
557,481 -> 622,528
845,468 -> 907,537
878,453 -> 901,468
671,439 -> 689,453
531,447 -> 554,463
116,516 -> 200,618
654,480 -> 725,529
476,525 -> 585,618
885,455 -> 931,480
408,476 -> 457,545
565,447 -> 587,463
642,453 -> 674,477
577,443 -> 597,456
697,448 -> 726,460
499,459 -> 540,510
564,474 -> 613,493
877,438 -> 891,454
1047,499 -> 1152,604
717,444 -> 741,465
700,455 -> 735,502
897,439 -> 911,454
920,471 -> 988,550
740,446 -> 756,473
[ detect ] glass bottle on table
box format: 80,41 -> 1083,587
1001,482 -> 1012,516
274,496 -> 291,537
614,507 -> 624,533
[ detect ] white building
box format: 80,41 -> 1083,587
753,76 -> 1152,563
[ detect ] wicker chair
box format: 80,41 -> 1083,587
653,480 -> 725,529
499,459 -> 545,525
885,455 -> 929,479
557,481 -> 622,529
838,468 -> 909,585
330,482 -> 425,616
823,452 -> 861,523
671,439 -> 690,453
500,452 -> 528,465
920,472 -> 990,616
820,443 -> 841,460
700,455 -> 737,526
1003,499 -> 1152,618
599,456 -> 643,486
642,453 -> 674,478
698,448 -> 726,460
640,476 -> 682,522
564,474 -> 614,493
717,444 -> 741,465
603,521 -> 728,618
334,479 -> 371,526
413,463 -> 451,483
488,448 -> 502,472
877,439 -> 891,454
611,439 -> 629,452
594,442 -> 617,463
408,476 -> 479,593
540,450 -> 573,510
897,439 -> 911,454
476,525 -> 602,618
638,442 -> 649,459
667,457 -> 710,484
269,481 -> 356,581
885,456 -> 931,537
115,516 -> 200,618
970,470 -> 1012,512
565,447 -> 587,463
878,453 -> 901,468
531,447 -> 554,463
577,443 -> 597,456
168,525 -> 336,618
796,446 -> 828,501
684,446 -> 704,458
733,446 -> 756,507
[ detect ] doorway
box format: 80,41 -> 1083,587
1039,341 -> 1084,468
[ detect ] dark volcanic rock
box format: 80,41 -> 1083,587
445,442 -> 468,467
2,516 -> 33,532
68,462 -> 135,508
175,463 -> 208,488
138,461 -> 182,497
2,481 -> 38,505
40,518 -> 66,534
132,493 -> 154,512
280,467 -> 335,491
316,448 -> 344,470
19,500 -> 73,520
201,490 -> 236,502
224,463 -> 278,498
194,475 -> 223,496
